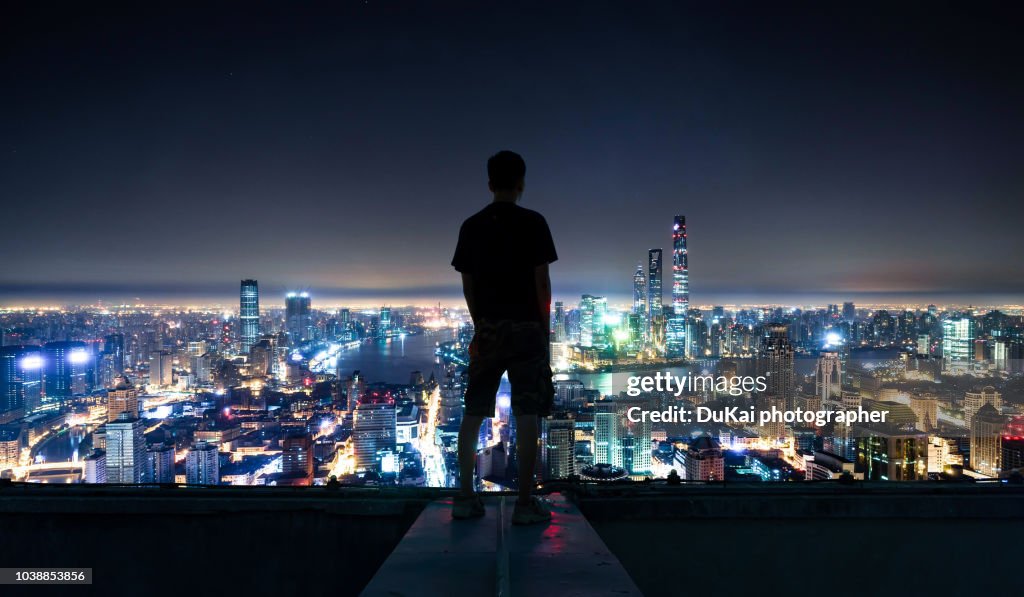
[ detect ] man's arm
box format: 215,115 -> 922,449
534,263 -> 551,333
461,272 -> 480,325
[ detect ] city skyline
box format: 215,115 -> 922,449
3,4 -> 1023,306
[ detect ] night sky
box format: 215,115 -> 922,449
3,2 -> 1022,306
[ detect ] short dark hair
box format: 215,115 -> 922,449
487,150 -> 526,191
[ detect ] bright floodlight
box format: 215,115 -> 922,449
825,332 -> 842,346
20,354 -> 43,370
69,349 -> 90,365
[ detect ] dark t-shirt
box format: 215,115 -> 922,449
451,202 -> 558,323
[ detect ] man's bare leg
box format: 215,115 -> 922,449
514,414 -> 538,505
458,414 -> 485,497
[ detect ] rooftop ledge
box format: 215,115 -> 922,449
3,481 -> 1023,595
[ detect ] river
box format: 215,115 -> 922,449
334,329 -> 456,385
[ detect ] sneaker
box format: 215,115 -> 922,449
452,494 -> 485,520
511,496 -> 552,525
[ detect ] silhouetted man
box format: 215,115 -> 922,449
450,150 -> 556,524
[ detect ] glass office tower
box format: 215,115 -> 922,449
666,215 -> 689,358
240,279 -> 260,354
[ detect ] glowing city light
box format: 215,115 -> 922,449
602,313 -> 622,326
69,349 -> 90,365
20,354 -> 43,370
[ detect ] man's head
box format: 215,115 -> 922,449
487,150 -> 526,199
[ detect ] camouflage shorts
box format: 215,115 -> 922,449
464,319 -> 554,417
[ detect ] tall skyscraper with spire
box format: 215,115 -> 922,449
666,215 -> 689,358
239,279 -> 260,354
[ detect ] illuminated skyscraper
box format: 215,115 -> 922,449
592,296 -> 608,348
970,403 -> 1004,477
103,333 -> 125,375
815,351 -> 842,406
285,292 -> 313,343
666,215 -> 688,358
186,441 -> 220,485
632,264 -> 646,318
83,450 -> 107,483
594,403 -> 621,467
941,316 -> 974,364
42,341 -> 91,405
353,391 -> 397,471
239,279 -> 260,354
647,248 -> 663,325
1,346 -> 42,420
145,444 -> 176,483
105,413 -> 145,483
541,414 -> 576,480
759,325 -> 795,410
107,376 -> 139,422
148,351 -> 173,387
580,295 -> 597,348
379,306 -> 392,338
553,301 -> 566,342
620,398 -> 652,474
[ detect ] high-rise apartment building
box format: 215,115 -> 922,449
106,413 -> 146,483
83,449 -> 107,483
353,391 -> 397,471
541,414 -> 576,480
186,441 -> 220,485
107,376 -> 139,422
594,403 -> 620,467
146,444 -> 176,483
